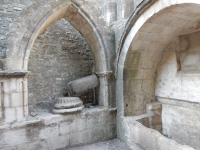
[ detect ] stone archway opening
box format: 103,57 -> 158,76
25,3 -> 109,113
122,3 -> 200,116
117,1 -> 200,149
28,18 -> 94,112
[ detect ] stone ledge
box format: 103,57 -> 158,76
122,117 -> 195,150
0,106 -> 117,129
0,70 -> 31,77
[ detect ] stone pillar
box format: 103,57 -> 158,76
0,71 -> 29,123
96,71 -> 113,107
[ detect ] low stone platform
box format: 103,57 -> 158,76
61,139 -> 142,150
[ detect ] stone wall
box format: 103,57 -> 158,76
118,117 -> 194,150
155,36 -> 200,149
0,0 -> 32,59
0,107 -> 116,150
28,19 -> 93,111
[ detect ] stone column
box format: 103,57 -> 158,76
96,71 -> 113,107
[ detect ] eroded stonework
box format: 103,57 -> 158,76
1,0 -> 200,150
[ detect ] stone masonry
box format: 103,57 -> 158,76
28,19 -> 93,111
1,0 -> 200,150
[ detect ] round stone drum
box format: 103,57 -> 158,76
52,97 -> 84,114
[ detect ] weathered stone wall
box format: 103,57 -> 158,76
162,104 -> 200,149
155,37 -> 200,149
0,107 -> 116,150
118,117 -> 194,150
0,0 -> 32,59
156,37 -> 200,104
28,19 -> 93,111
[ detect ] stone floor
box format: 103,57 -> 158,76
61,139 -> 143,150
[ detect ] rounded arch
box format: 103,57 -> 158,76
117,0 -> 200,116
6,0 -> 108,73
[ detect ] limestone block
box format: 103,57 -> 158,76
137,117 -> 149,127
4,108 -> 16,123
106,111 -> 116,124
11,92 -> 21,107
155,89 -> 187,101
140,22 -> 165,33
142,80 -> 155,102
86,116 -> 97,129
4,93 -> 10,108
34,124 -> 59,140
3,81 -> 9,94
151,116 -> 162,125
154,110 -> 161,116
137,126 -> 158,149
4,58 -> 23,70
64,4 -> 78,21
47,135 -> 69,150
157,136 -> 194,150
137,31 -> 159,43
182,76 -> 200,93
90,126 -> 107,142
70,13 -> 87,31
16,106 -> 24,121
16,79 -> 23,93
70,118 -> 87,133
10,78 -> 17,92
153,125 -> 162,132
86,31 -> 98,45
146,102 -> 162,111
69,129 -> 92,146
59,121 -> 71,135
156,77 -> 182,94
123,68 -> 143,80
80,23 -> 93,36
140,51 -> 159,69
124,79 -> 143,95
187,92 -> 200,103
3,129 -> 32,145
106,124 -> 117,139
130,40 -> 150,51
16,140 -> 49,150
0,145 -> 17,150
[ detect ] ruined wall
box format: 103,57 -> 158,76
155,35 -> 200,149
28,19 -> 93,111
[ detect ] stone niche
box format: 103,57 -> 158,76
28,18 -> 94,112
155,33 -> 200,149
180,31 -> 200,72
